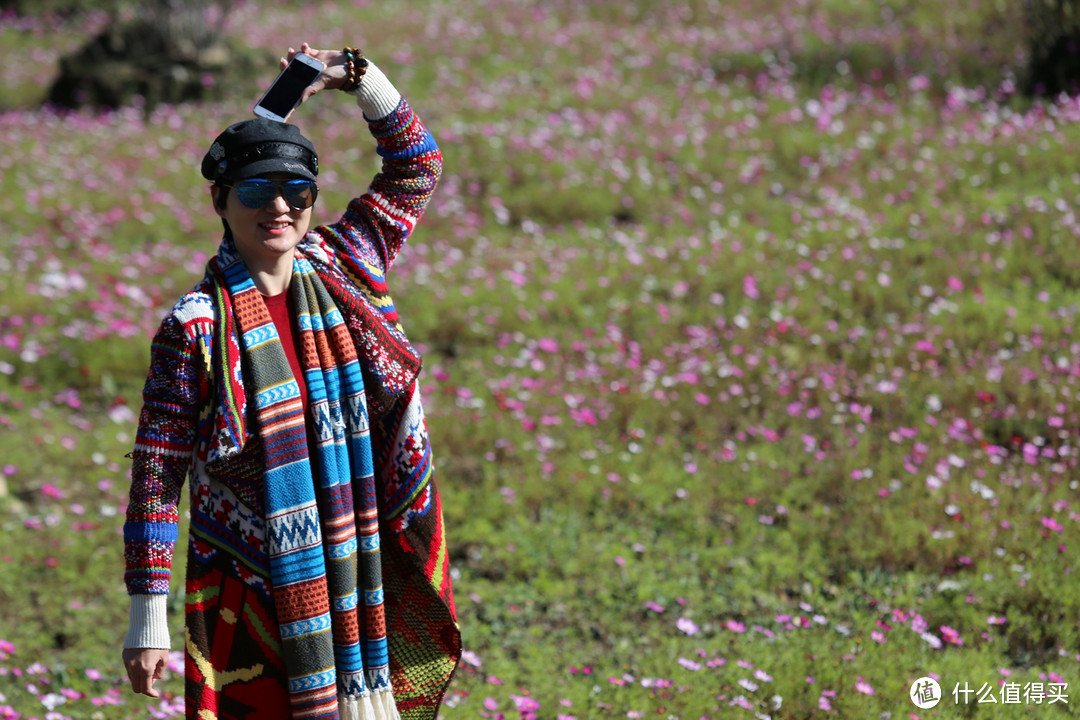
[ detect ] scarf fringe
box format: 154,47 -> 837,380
339,688 -> 401,720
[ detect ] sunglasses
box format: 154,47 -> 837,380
224,178 -> 319,210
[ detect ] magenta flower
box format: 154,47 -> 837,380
855,677 -> 875,695
940,625 -> 964,646
41,483 -> 64,499
511,695 -> 540,713
1042,517 -> 1064,532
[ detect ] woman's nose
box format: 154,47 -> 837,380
265,191 -> 292,212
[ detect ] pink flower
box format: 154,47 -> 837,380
855,677 -> 875,695
940,625 -> 964,646
41,483 -> 64,499
1042,517 -> 1064,532
511,695 -> 540,713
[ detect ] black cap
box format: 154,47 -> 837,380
201,118 -> 319,183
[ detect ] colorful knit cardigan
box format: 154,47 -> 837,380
124,99 -> 460,720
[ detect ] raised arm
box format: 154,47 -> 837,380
341,78 -> 443,273
307,59 -> 442,274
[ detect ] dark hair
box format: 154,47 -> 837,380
213,182 -> 230,211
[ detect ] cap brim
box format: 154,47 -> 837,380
225,157 -> 317,182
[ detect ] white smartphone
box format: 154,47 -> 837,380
252,53 -> 325,122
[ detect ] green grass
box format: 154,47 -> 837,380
1,1 -> 1079,719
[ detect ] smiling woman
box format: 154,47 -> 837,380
119,41 -> 459,720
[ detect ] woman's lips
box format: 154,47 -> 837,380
259,221 -> 291,234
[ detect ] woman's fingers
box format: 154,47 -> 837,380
122,648 -> 167,698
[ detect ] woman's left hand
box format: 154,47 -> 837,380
282,42 -> 353,102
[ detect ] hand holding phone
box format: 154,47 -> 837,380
253,52 -> 325,122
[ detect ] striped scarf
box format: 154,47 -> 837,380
209,237 -> 398,720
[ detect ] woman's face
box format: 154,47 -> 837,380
212,173 -> 313,269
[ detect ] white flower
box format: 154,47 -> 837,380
40,693 -> 67,711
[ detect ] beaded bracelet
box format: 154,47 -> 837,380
342,47 -> 368,93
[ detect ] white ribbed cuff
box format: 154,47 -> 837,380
123,594 -> 171,650
347,61 -> 402,120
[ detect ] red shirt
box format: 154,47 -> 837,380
262,290 -> 308,413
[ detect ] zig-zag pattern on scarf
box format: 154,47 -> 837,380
210,240 -> 394,718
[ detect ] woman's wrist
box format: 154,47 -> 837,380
341,47 -> 367,93
346,60 -> 402,120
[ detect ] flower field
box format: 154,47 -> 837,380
1,0 -> 1078,718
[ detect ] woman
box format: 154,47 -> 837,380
121,43 -> 460,720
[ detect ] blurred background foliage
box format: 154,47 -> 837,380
2,0 -> 257,109
1023,0 -> 1080,95
3,0 -> 1080,110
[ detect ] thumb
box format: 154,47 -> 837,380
140,669 -> 161,698
153,654 -> 168,680
140,653 -> 166,697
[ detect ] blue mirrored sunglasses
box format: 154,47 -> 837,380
224,178 -> 319,210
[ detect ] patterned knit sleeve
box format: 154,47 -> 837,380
314,61 -> 443,275
124,310 -> 202,596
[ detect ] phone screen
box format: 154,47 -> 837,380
258,60 -> 322,117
